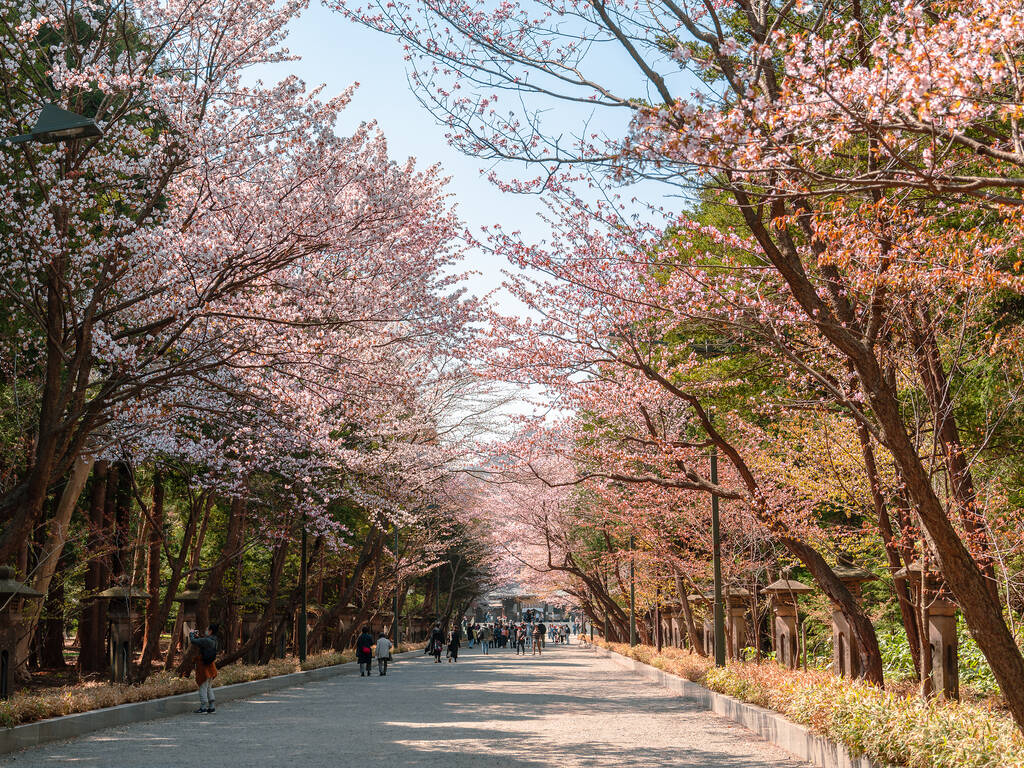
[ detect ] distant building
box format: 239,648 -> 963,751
468,585 -> 575,622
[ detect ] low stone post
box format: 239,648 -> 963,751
830,564 -> 876,679
725,588 -> 750,661
763,579 -> 813,669
896,562 -> 959,699
97,584 -> 149,683
0,567 -> 43,699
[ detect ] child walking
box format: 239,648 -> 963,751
188,623 -> 220,714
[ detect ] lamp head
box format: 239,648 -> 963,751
8,103 -> 102,144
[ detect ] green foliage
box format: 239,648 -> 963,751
604,641 -> 1024,768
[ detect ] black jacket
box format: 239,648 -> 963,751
356,632 -> 375,661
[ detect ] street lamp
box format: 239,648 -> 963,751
4,103 -> 102,144
298,511 -> 307,663
710,421 -> 726,667
392,524 -> 400,647
690,340 -> 737,668
629,533 -> 637,647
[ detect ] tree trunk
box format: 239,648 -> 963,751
79,461 -> 109,674
674,573 -> 706,653
196,497 -> 245,632
139,471 -> 165,667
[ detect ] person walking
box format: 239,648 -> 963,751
357,626 -> 376,677
531,622 -> 543,656
515,624 -> 526,655
429,625 -> 444,663
478,625 -> 491,654
447,629 -> 460,662
376,632 -> 393,676
188,624 -> 220,714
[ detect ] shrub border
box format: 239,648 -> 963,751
0,650 -> 420,756
591,645 -> 884,768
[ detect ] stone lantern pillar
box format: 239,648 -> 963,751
174,582 -> 203,642
763,579 -> 814,669
0,567 -> 43,699
896,562 -> 959,699
725,588 -> 750,661
240,600 -> 267,664
96,584 -> 149,683
830,564 -> 876,679
688,592 -> 713,655
272,599 -> 291,659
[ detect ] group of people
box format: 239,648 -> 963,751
464,620 -> 576,655
425,624 -> 462,662
356,626 -> 394,676
184,615 -> 578,713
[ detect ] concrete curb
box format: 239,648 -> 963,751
0,650 -> 420,756
591,646 -> 884,768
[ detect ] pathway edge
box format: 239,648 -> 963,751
0,650 -> 421,756
591,645 -> 887,768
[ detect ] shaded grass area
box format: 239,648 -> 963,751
600,641 -> 1024,768
0,647 -> 398,728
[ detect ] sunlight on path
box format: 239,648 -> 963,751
6,643 -> 810,767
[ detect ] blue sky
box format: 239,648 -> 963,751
259,3 -> 686,305
260,3 -> 551,302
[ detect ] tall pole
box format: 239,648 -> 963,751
392,525 -> 400,646
299,513 -> 307,663
711,413 -> 726,667
655,582 -> 662,654
629,533 -> 637,647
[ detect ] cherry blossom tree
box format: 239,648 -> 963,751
338,0 -> 1024,726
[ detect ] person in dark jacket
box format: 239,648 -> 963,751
188,624 -> 220,713
447,629 -> 460,663
427,625 -> 443,663
356,626 -> 375,677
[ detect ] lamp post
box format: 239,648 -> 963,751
629,533 -> 637,647
689,342 -> 732,669
298,512 -> 307,663
392,524 -> 400,647
655,582 -> 662,654
710,414 -> 726,667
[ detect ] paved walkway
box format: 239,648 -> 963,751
5,642 -> 809,767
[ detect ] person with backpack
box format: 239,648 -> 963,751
376,631 -> 393,676
188,624 -> 220,714
356,626 -> 375,677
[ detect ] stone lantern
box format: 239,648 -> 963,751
272,598 -> 292,658
0,567 -> 43,699
688,592 -> 713,655
174,581 -> 203,642
725,587 -> 750,660
240,599 -> 267,664
763,579 -> 814,669
96,584 -> 149,683
830,563 -> 876,678
297,603 -> 323,654
896,562 -> 959,699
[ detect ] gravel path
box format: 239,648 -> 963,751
5,642 -> 810,767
